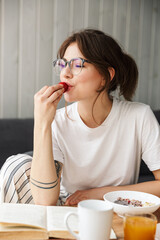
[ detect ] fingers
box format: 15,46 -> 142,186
64,191 -> 87,206
34,84 -> 64,126
35,84 -> 64,103
64,198 -> 71,206
49,88 -> 64,103
65,197 -> 86,206
42,85 -> 64,98
38,85 -> 49,94
64,193 -> 75,205
53,92 -> 63,106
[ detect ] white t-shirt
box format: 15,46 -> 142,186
52,98 -> 160,194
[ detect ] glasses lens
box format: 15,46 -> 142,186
71,58 -> 83,75
53,59 -> 66,75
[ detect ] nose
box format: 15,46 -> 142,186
61,63 -> 73,79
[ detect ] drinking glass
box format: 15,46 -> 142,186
124,213 -> 157,240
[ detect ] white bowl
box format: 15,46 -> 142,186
103,191 -> 160,216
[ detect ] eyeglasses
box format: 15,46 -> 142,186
53,57 -> 91,76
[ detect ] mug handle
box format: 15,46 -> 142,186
64,212 -> 80,240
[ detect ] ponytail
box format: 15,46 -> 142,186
109,53 -> 138,101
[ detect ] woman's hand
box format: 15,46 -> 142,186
64,188 -> 102,206
34,84 -> 64,126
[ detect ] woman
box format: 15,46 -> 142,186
1,29 -> 160,205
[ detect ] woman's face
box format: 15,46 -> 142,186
60,42 -> 105,103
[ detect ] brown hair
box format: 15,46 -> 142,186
57,29 -> 138,101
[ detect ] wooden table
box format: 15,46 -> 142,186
112,212 -> 124,239
54,207 -> 160,240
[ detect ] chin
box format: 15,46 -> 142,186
64,94 -> 76,103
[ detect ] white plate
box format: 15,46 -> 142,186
103,191 -> 160,216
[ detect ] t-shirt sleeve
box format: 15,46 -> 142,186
51,121 -> 64,164
141,106 -> 160,171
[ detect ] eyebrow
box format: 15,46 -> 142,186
62,57 -> 83,61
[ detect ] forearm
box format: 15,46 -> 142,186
65,180 -> 160,206
96,180 -> 160,199
30,124 -> 60,206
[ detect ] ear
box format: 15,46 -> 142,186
100,67 -> 115,87
108,67 -> 115,81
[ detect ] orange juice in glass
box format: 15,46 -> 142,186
124,213 -> 157,240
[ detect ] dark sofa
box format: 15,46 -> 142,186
0,118 -> 34,168
0,110 -> 160,182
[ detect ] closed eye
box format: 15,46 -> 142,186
59,63 -> 65,68
75,64 -> 82,68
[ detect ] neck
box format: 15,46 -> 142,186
78,93 -> 113,128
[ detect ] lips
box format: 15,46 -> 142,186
59,82 -> 69,92
59,82 -> 73,92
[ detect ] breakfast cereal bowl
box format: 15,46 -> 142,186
103,191 -> 160,216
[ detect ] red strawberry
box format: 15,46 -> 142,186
59,82 -> 68,92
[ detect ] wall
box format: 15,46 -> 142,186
0,0 -> 160,118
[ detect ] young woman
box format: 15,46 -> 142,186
1,29 -> 160,205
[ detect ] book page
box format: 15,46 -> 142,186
46,206 -> 78,231
0,203 -> 47,230
110,229 -> 117,239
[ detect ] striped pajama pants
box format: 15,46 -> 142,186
0,154 -> 69,205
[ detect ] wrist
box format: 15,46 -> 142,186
34,121 -> 52,134
33,123 -> 52,153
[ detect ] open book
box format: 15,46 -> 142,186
0,203 -> 116,239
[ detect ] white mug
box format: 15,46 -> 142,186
64,199 -> 113,240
